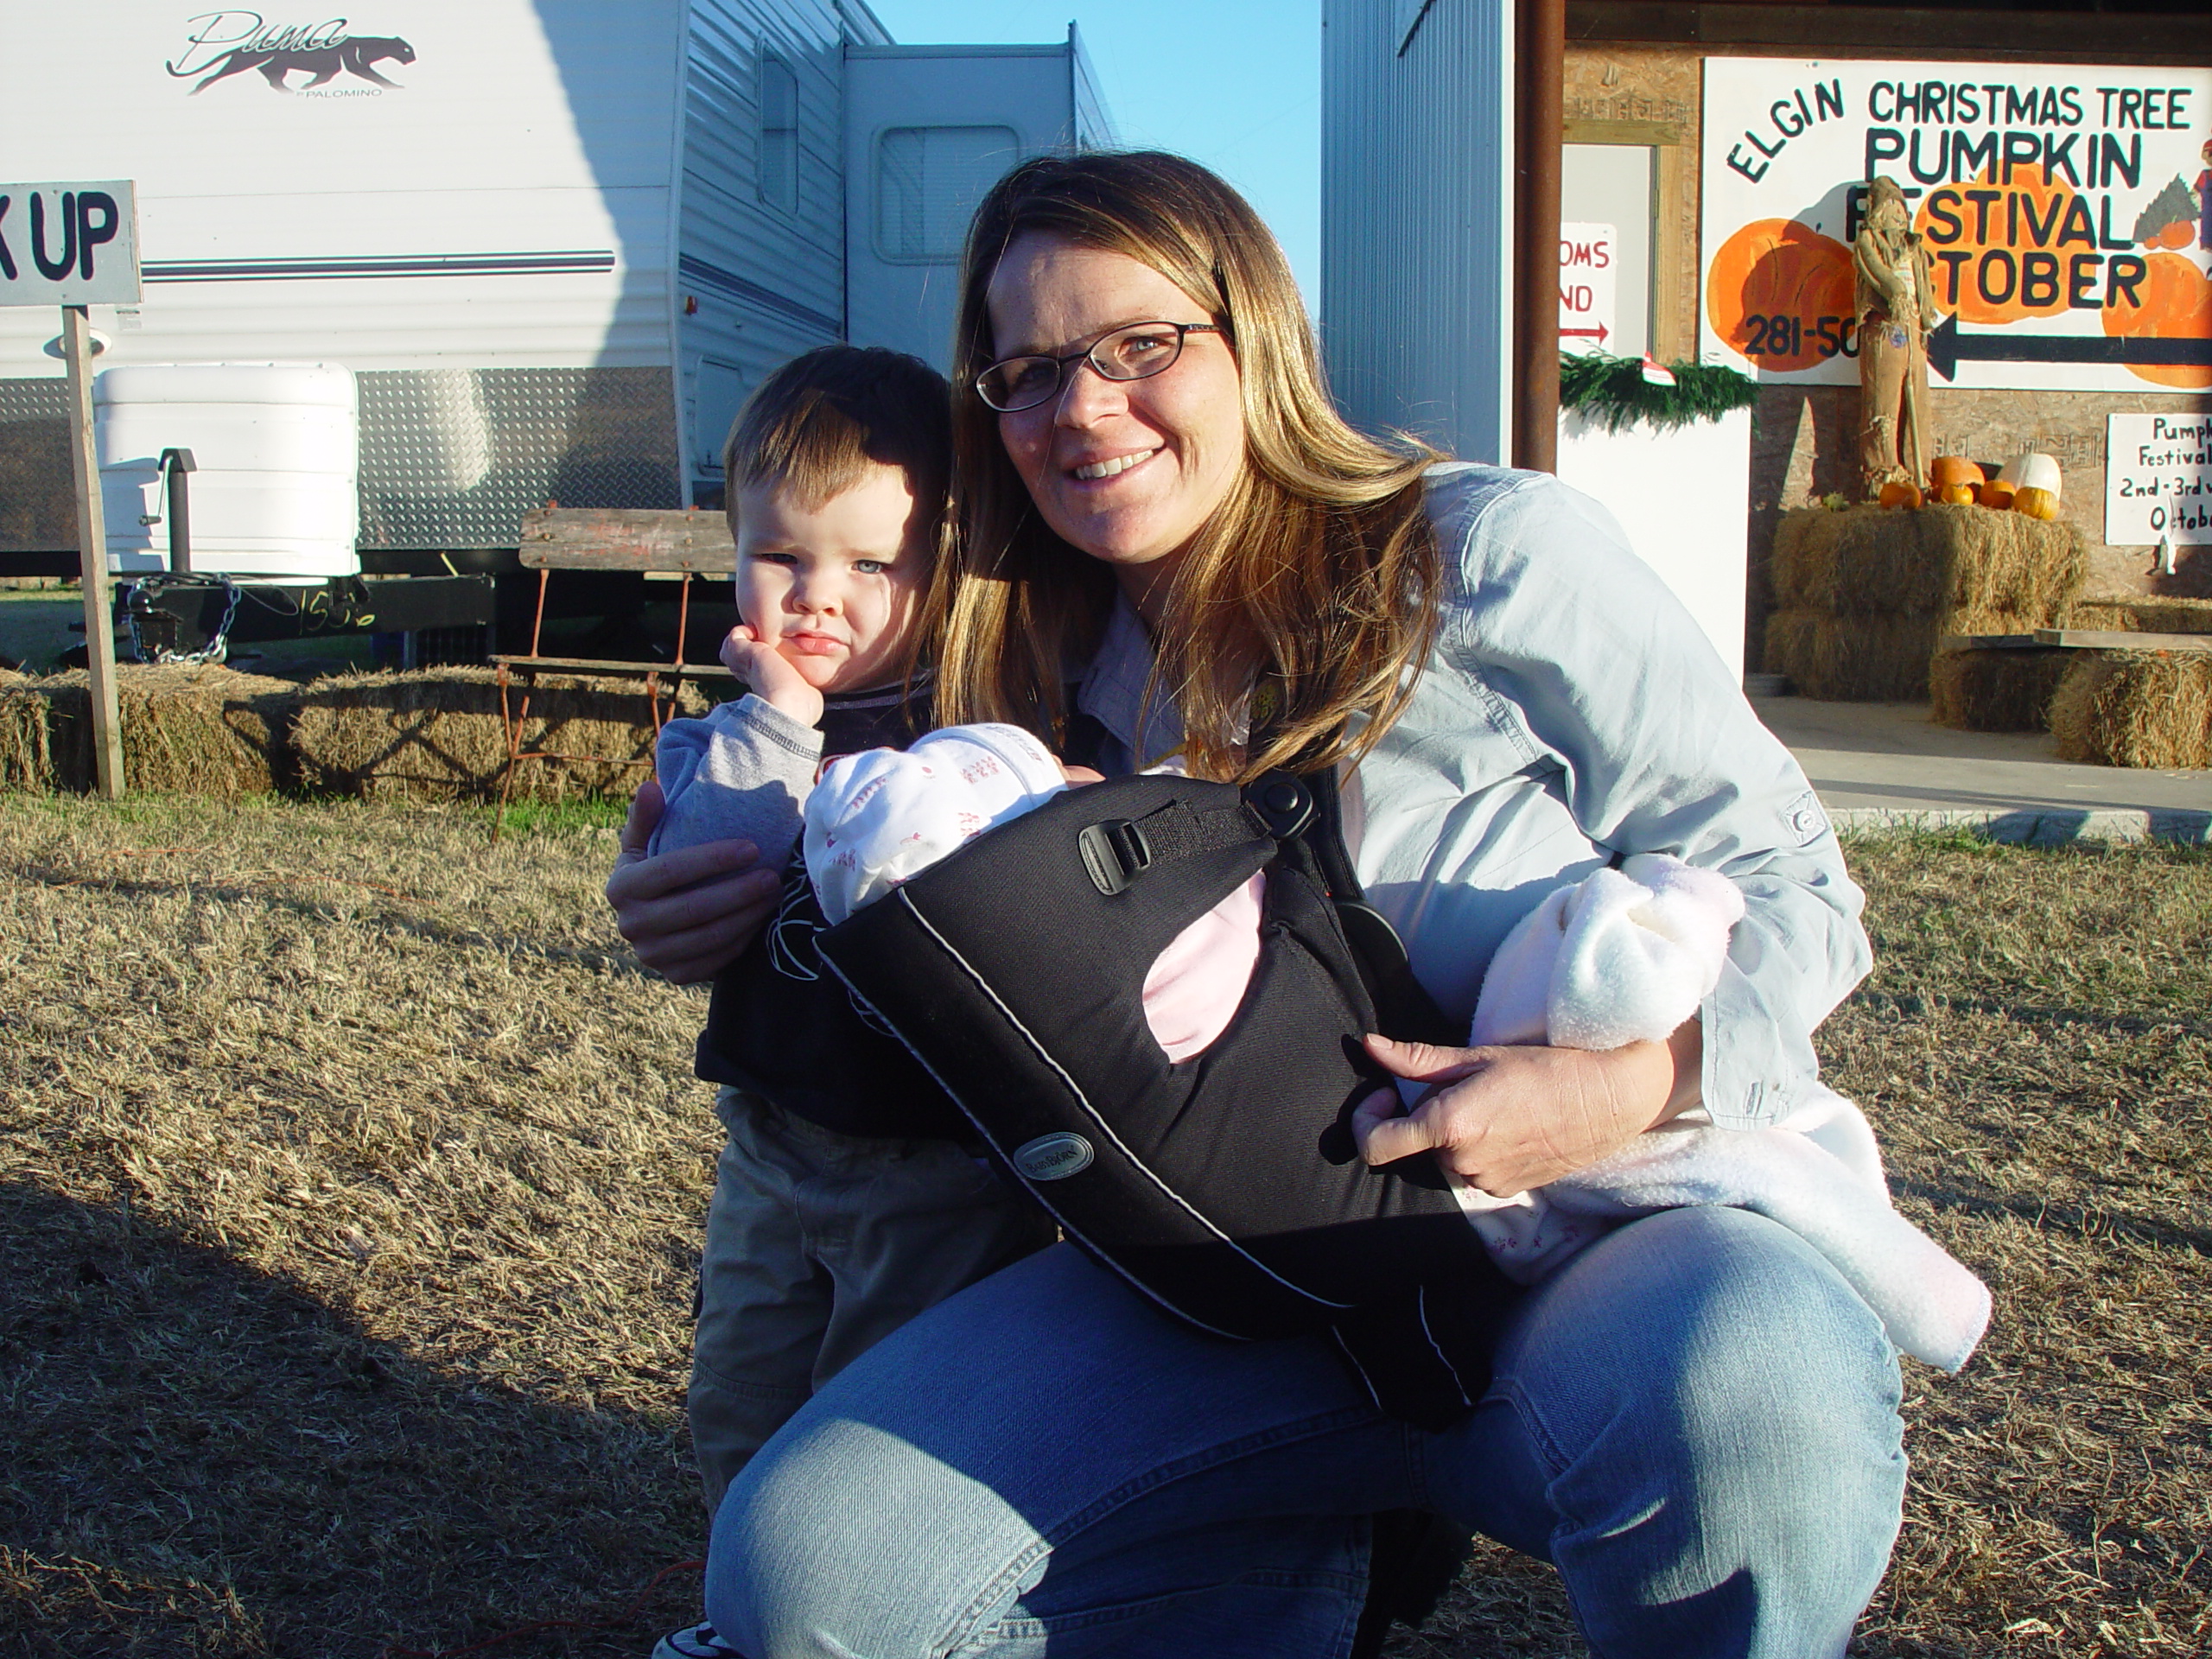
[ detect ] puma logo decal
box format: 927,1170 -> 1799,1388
177,35 -> 416,94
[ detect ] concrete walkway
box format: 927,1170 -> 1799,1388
1752,696 -> 2211,843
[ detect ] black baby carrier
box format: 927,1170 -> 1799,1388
812,765 -> 1522,1433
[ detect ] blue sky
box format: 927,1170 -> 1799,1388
862,2 -> 1324,303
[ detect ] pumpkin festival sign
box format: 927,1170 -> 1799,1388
1699,58 -> 2212,392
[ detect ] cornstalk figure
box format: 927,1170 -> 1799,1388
1853,176 -> 1939,498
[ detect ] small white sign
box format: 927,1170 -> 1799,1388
2106,412 -> 2212,546
1560,222 -> 1618,358
1,181 -> 139,307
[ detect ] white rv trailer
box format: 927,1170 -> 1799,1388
0,1 -> 1109,586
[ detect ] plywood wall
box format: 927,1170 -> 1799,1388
1565,35 -> 2212,669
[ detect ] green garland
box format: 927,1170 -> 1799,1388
1557,352 -> 1761,433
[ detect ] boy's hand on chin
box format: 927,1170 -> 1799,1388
721,626 -> 824,728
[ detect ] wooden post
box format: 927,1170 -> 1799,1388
63,303 -> 124,798
1512,0 -> 1565,474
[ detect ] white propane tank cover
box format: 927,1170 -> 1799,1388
94,363 -> 360,582
1997,452 -> 2063,499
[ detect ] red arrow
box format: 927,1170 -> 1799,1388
1560,323 -> 1611,343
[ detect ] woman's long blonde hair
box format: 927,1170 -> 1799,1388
926,150 -> 1446,781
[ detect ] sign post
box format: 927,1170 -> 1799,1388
2,181 -> 140,798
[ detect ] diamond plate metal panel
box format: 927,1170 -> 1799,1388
357,366 -> 681,550
0,378 -> 75,552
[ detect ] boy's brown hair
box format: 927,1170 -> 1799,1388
721,345 -> 952,522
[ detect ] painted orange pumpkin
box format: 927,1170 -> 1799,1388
1917,165 -> 2084,327
1703,219 -> 1855,373
2101,251 -> 2212,390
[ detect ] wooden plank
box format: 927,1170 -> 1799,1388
493,654 -> 735,677
517,507 -> 736,573
2036,630 -> 2212,654
64,305 -> 124,799
1942,633 -> 2044,652
1568,3 -> 2212,57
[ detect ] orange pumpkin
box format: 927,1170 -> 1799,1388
2013,486 -> 2060,520
1879,479 -> 1924,509
1703,219 -> 1855,373
1935,483 -> 1976,505
2102,251 -> 2212,391
2155,220 -> 2195,251
1979,480 -> 2016,510
1930,456 -> 1985,491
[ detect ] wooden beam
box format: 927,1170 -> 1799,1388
1515,0 -> 1566,474
1944,629 -> 2212,653
2037,629 -> 2212,653
518,506 -> 736,573
1567,3 -> 2212,58
63,305 -> 124,799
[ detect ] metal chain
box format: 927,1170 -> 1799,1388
123,575 -> 243,667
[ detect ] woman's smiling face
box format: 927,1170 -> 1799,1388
984,232 -> 1245,608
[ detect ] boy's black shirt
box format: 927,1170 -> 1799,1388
693,678 -> 976,1140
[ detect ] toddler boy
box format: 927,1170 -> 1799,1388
646,346 -> 1052,1659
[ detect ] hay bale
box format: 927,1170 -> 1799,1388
2050,652 -> 2212,769
1929,648 -> 2074,732
1765,606 -> 2037,702
0,665 -> 297,794
1770,504 -> 2083,620
291,667 -> 710,803
2061,594 -> 2212,634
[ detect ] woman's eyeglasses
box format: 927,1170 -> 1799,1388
975,321 -> 1225,413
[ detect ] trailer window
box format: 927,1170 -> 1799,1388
760,54 -> 799,212
876,126 -> 1020,262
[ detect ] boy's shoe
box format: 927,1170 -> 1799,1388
652,1622 -> 745,1659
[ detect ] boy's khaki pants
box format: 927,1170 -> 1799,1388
690,1088 -> 1056,1512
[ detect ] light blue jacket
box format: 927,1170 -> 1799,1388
1077,463 -> 1868,1131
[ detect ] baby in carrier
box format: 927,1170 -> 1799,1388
805,741 -> 1990,1375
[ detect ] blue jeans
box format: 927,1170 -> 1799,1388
707,1206 -> 1907,1658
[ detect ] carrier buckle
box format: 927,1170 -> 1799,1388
1243,771 -> 1313,841
1079,817 -> 1153,895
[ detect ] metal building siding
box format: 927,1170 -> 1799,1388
1321,0 -> 1515,465
677,0 -> 857,493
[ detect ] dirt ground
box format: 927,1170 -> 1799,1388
2,797 -> 2206,1657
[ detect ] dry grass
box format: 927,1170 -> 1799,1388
0,795 -> 716,1657
3,799 -> 2209,1657
1772,505 -> 2084,621
1929,648 -> 2074,734
2065,597 -> 2212,635
2050,652 -> 2212,770
1763,608 -> 2000,702
291,669 -> 712,804
1,667 -> 298,796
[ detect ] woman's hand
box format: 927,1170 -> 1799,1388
1351,1023 -> 1702,1197
605,779 -> 785,983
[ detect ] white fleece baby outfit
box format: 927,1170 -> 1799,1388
1452,854 -> 1991,1371
805,726 -> 1265,1064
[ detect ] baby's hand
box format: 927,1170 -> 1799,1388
721,626 -> 824,728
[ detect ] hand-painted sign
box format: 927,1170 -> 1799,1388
1700,59 -> 2211,391
1560,222 -> 1618,357
0,182 -> 140,307
2106,412 -> 2212,544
